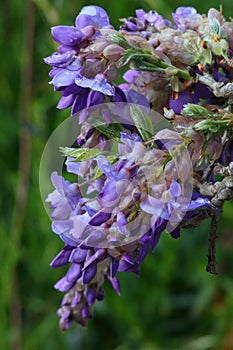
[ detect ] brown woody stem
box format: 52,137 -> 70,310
206,211 -> 220,274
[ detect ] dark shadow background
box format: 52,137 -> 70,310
1,1 -> 233,349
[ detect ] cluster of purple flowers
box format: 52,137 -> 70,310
44,6 -> 151,120
46,128 -> 210,329
44,5 -> 233,329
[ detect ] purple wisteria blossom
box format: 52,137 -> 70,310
120,9 -> 171,35
46,128 -> 211,328
44,5 -> 129,117
44,4 -> 233,329
172,7 -> 203,30
44,5 -> 152,124
75,5 -> 111,30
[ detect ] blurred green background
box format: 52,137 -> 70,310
1,0 -> 233,349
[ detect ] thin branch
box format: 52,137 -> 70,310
197,74 -> 233,99
206,211 -> 220,274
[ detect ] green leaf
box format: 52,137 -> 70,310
118,46 -> 161,68
208,123 -> 219,133
108,32 -> 131,49
214,173 -> 225,182
118,50 -> 149,67
118,48 -> 191,79
129,59 -> 164,72
209,18 -> 221,36
181,104 -> 213,118
60,147 -> 108,161
194,120 -> 211,131
201,132 -> 212,153
195,118 -> 232,134
130,105 -> 154,141
95,123 -> 124,141
201,47 -> 212,65
170,76 -> 179,93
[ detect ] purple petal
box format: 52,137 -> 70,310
151,217 -> 167,251
124,89 -> 150,108
75,74 -> 115,96
169,180 -> 181,197
54,276 -> 75,292
138,243 -> 149,264
62,84 -> 82,96
49,67 -> 61,78
109,276 -> 121,295
69,247 -> 87,263
82,204 -> 97,217
172,7 -> 202,30
75,14 -> 97,30
170,228 -> 180,239
75,6 -> 110,29
51,69 -> 81,88
118,260 -> 133,272
123,69 -> 140,84
58,309 -> 71,331
194,83 -> 214,101
116,211 -> 128,228
58,44 -> 79,53
111,86 -> 127,102
66,263 -> 82,283
97,157 -> 115,178
50,171 -> 70,194
144,12 -> 168,30
150,231 -> 162,251
89,211 -> 111,226
71,291 -> 82,307
188,197 -> 211,210
71,89 -> 89,116
81,305 -> 92,319
169,90 -> 199,114
60,233 -> 79,246
122,254 -> 134,265
61,293 -> 70,306
136,9 -> 146,20
50,248 -> 73,268
82,249 -> 106,270
140,196 -> 163,215
44,51 -> 75,67
82,264 -> 97,284
84,230 -> 107,246
51,26 -> 83,46
139,234 -> 151,244
49,202 -> 71,221
173,6 -> 197,18
110,258 -> 119,278
80,25 -> 96,39
124,20 -> 138,31
124,265 -> 140,275
98,182 -> 118,203
86,90 -> 104,107
86,287 -> 97,305
96,287 -> 105,301
57,94 -> 76,109
119,83 -> 129,90
65,157 -> 81,176
51,220 -> 73,235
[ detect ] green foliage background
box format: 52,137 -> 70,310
1,1 -> 233,349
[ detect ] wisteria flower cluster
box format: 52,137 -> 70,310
44,5 -> 233,329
